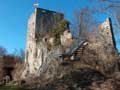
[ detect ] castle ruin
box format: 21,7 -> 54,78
22,8 -> 118,79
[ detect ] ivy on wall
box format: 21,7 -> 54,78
51,20 -> 69,46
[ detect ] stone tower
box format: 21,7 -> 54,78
25,8 -> 64,75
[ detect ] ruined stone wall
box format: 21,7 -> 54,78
82,18 -> 118,74
99,18 -> 116,51
23,8 -> 64,78
89,18 -> 117,54
25,9 -> 37,74
35,8 -> 64,39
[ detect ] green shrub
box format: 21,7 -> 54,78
51,20 -> 69,46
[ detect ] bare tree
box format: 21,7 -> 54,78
12,49 -> 25,62
72,7 -> 98,40
0,46 -> 7,56
96,0 -> 120,46
78,0 -> 120,52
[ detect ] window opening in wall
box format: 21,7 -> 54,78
32,22 -> 34,26
107,32 -> 109,35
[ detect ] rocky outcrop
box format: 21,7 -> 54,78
0,55 -> 22,83
23,68 -> 107,90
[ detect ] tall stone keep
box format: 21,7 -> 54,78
25,8 -> 64,75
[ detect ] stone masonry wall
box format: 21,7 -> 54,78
22,8 -> 64,78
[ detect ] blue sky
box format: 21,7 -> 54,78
0,0 -> 119,53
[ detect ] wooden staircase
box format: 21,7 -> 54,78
61,40 -> 89,62
71,41 -> 88,60
74,47 -> 83,59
